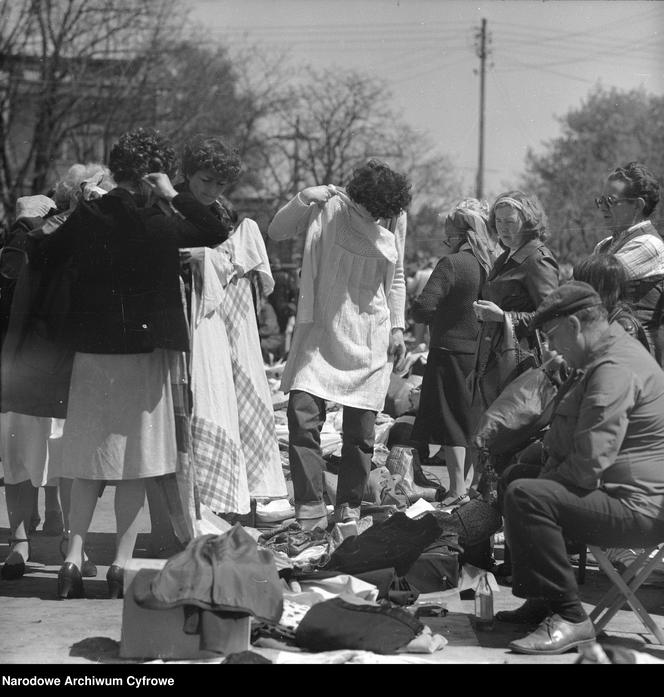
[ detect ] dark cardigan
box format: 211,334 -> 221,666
31,187 -> 231,354
411,250 -> 483,353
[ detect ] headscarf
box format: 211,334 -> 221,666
489,190 -> 548,241
444,198 -> 500,276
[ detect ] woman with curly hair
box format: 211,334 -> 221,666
471,190 -> 559,413
29,128 -> 231,599
174,134 -> 287,520
268,159 -> 411,529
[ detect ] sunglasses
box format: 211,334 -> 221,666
594,195 -> 639,210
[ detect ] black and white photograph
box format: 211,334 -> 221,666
0,0 -> 663,670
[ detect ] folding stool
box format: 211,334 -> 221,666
588,544 -> 664,644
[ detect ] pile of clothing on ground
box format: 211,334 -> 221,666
135,481 -> 503,662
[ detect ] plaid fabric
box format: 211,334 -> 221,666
596,221 -> 664,280
192,415 -> 245,513
221,277 -> 281,492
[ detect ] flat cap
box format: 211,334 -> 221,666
530,280 -> 603,331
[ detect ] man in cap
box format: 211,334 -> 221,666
501,281 -> 664,655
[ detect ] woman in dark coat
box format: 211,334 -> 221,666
411,199 -> 500,507
34,128 -> 232,599
472,191 -> 559,412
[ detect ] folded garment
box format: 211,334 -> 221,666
133,525 -> 283,622
294,597 -> 424,654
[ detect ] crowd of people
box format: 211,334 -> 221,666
1,127 -> 663,658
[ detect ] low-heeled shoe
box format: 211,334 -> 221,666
508,614 -> 595,655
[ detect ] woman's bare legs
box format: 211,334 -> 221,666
64,479 -> 100,568
113,479 -> 147,568
3,481 -> 34,564
443,446 -> 468,500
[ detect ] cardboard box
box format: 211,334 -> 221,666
120,558 -> 251,660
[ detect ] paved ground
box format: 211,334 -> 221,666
2,470 -> 664,665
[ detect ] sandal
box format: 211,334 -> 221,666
1,538 -> 31,580
441,493 -> 470,508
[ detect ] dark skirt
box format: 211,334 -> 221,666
412,348 -> 475,448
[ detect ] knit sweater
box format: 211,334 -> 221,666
411,250 -> 482,353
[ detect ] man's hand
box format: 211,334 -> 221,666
388,328 -> 407,373
15,195 -> 56,220
143,173 -> 177,201
299,185 -> 338,205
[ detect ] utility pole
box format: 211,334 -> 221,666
475,18 -> 489,200
293,115 -> 300,193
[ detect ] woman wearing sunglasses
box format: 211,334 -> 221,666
593,162 -> 663,364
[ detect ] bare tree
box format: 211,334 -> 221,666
255,66 -> 461,213
0,0 -> 187,218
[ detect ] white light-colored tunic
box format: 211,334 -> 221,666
268,192 -> 406,412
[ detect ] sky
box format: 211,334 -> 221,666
190,0 -> 664,198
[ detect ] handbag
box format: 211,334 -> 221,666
472,361 -> 559,460
469,313 -> 540,414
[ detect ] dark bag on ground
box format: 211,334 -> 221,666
294,597 -> 424,654
323,512 -> 440,577
432,497 -> 502,570
403,532 -> 462,593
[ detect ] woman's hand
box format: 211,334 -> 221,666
299,185 -> 338,205
473,300 -> 505,322
388,328 -> 407,373
15,195 -> 56,220
143,173 -> 178,201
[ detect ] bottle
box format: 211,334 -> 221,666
474,573 -> 494,631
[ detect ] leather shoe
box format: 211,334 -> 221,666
496,599 -> 551,625
508,614 -> 595,655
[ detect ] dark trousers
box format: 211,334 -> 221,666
287,390 -> 376,519
504,477 -> 664,602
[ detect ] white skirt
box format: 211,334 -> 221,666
0,413 -> 64,487
60,350 -> 178,480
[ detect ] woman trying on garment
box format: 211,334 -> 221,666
177,134 -> 287,521
31,128 -> 230,599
